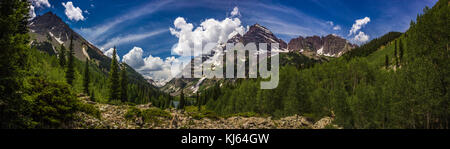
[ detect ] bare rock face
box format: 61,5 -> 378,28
288,34 -> 357,57
239,24 -> 288,50
312,117 -> 342,129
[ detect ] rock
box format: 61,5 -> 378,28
288,34 -> 357,57
313,117 -> 334,129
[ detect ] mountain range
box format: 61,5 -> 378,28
161,23 -> 356,95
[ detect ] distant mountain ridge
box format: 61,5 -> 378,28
288,34 -> 357,57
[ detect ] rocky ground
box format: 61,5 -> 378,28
71,96 -> 340,129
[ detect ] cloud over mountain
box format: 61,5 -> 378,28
349,17 -> 370,36
353,31 -> 369,43
122,47 -> 182,86
103,48 -> 120,61
169,15 -> 246,56
29,0 -> 51,19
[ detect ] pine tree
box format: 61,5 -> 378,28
169,96 -> 174,108
0,0 -> 32,128
108,47 -> 120,101
83,58 -> 90,94
90,91 -> 95,102
179,90 -> 185,109
59,44 -> 66,67
394,40 -> 399,68
385,55 -> 389,69
197,92 -> 201,111
120,64 -> 128,102
66,34 -> 75,86
399,39 -> 404,64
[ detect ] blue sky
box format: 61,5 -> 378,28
30,0 -> 438,84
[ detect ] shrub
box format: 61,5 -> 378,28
26,77 -> 79,128
140,108 -> 172,124
109,100 -> 123,105
124,106 -> 141,120
124,107 -> 172,124
76,102 -> 101,119
142,108 -> 172,119
185,106 -> 219,120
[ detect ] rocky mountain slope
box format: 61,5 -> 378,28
288,34 -> 357,57
29,12 -> 107,67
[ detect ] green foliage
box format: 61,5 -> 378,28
59,44 -> 66,67
124,106 -> 141,120
0,0 -> 32,128
384,55 -> 389,69
141,108 -> 172,120
179,90 -> 185,109
185,106 -> 219,120
76,102 -> 100,119
120,65 -> 128,102
83,58 -> 90,94
108,47 -> 120,101
26,77 -> 79,128
65,35 -> 75,85
125,106 -> 172,123
398,38 -> 404,64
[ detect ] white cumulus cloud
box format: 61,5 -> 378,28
349,17 -> 370,36
103,48 -> 120,61
333,25 -> 341,31
231,6 -> 240,16
353,31 -> 369,43
326,21 -> 334,26
29,5 -> 36,19
122,47 -> 145,68
121,46 -> 184,86
169,16 -> 246,56
327,21 -> 342,31
30,0 -> 50,7
62,1 -> 85,21
29,0 -> 51,19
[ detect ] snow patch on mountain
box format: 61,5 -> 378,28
48,32 -> 64,44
